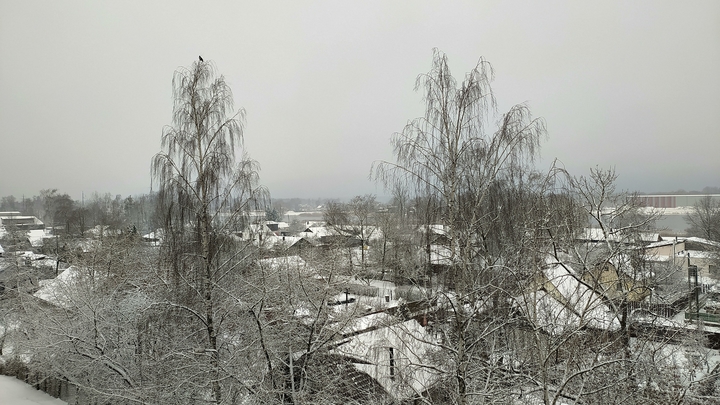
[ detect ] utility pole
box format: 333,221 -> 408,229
687,253 -> 700,321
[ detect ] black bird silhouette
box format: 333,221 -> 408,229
199,55 -> 204,62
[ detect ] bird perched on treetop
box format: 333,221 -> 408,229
199,55 -> 204,62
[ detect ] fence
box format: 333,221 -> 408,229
685,312 -> 720,325
627,301 -> 679,319
0,358 -> 78,403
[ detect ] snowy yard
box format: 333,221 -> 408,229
0,376 -> 66,405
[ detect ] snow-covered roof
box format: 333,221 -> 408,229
258,234 -> 303,249
630,340 -> 720,389
255,232 -> 317,249
27,229 -> 48,247
18,251 -> 47,261
143,229 -> 164,240
263,220 -> 288,228
0,215 -> 42,222
643,254 -> 672,262
426,244 -> 455,266
686,250 -> 718,259
86,225 -> 122,238
338,311 -> 395,336
644,239 -> 678,249
579,228 -> 660,243
418,224 -> 447,235
256,255 -> 307,271
685,237 -> 720,248
301,226 -> 335,238
34,267 -> 84,308
302,225 -> 383,242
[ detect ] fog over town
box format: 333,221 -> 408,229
1,2 -> 720,404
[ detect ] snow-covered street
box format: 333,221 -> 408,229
0,376 -> 66,405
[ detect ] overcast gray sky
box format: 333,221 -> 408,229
1,1 -> 718,201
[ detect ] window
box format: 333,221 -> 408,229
710,265 -> 720,279
388,347 -> 395,380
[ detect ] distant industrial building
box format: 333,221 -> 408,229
635,194 -> 720,209
0,212 -> 45,230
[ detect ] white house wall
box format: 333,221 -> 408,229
333,316 -> 441,400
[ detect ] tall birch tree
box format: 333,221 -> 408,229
152,58 -> 266,403
374,49 -> 547,404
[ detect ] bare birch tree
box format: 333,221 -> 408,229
567,167 -> 660,343
685,195 -> 720,241
152,58 -> 267,403
374,49 -> 547,404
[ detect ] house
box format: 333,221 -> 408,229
264,221 -> 290,235
142,230 -> 163,246
285,237 -> 317,257
0,213 -> 45,231
644,237 -> 719,281
300,223 -> 331,240
580,259 -> 651,302
262,256 -> 442,403
684,237 -> 720,278
258,234 -> 299,250
330,311 -> 442,402
644,238 -> 686,259
237,222 -> 290,244
0,213 -> 46,248
253,232 -> 318,258
280,352 -> 392,404
518,261 -> 620,335
417,224 -> 450,245
27,229 -> 49,247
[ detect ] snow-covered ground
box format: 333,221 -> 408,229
0,376 -> 66,405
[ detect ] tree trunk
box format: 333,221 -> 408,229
201,208 -> 221,403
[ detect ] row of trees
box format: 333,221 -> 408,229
0,190 -> 159,237
686,195 -> 720,242
2,52 -> 719,404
